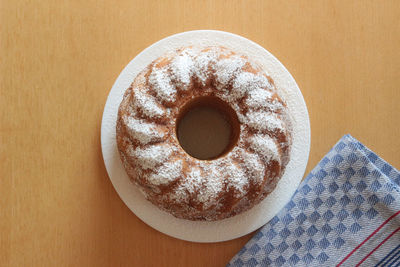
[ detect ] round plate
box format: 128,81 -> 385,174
101,30 -> 310,243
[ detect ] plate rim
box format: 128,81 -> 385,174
101,30 -> 311,243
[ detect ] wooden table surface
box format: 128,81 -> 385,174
1,1 -> 399,266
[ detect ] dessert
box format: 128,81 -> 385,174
116,46 -> 292,221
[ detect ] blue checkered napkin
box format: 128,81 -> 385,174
228,135 -> 400,267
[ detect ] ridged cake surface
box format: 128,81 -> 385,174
116,46 -> 292,221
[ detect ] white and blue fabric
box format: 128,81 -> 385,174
228,135 -> 400,266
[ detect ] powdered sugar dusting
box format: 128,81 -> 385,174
202,156 -> 247,195
195,166 -> 223,209
148,66 -> 177,102
124,115 -> 166,144
246,111 -> 284,132
236,148 -> 266,185
133,87 -> 166,118
222,159 -> 247,196
169,167 -> 204,203
245,88 -> 284,112
171,164 -> 224,209
213,56 -> 245,90
249,134 -> 280,163
147,160 -> 183,185
170,51 -> 194,90
229,72 -> 269,101
245,88 -> 273,108
131,144 -> 173,170
167,156 -> 248,209
192,49 -> 218,84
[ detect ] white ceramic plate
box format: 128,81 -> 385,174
101,30 -> 310,243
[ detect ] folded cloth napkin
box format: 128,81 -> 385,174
228,135 -> 400,267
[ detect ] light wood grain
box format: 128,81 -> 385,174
1,1 -> 399,266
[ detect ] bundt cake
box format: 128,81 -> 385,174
116,46 -> 292,221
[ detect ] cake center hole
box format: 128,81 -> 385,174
176,96 -> 240,160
